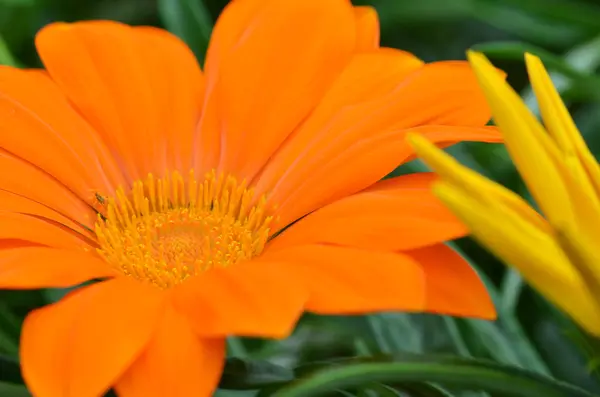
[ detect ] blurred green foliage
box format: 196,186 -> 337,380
2,0 -> 600,396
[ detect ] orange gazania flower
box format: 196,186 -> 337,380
1,1 -> 499,396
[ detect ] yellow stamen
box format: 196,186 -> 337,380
95,170 -> 274,289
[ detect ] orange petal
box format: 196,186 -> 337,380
405,244 -> 496,319
202,0 -> 269,77
172,260 -> 308,338
389,61 -> 497,127
0,66 -> 126,202
0,212 -> 95,250
0,190 -> 91,237
0,247 -> 116,289
260,61 -> 494,228
261,244 -> 426,314
400,125 -> 502,163
129,27 -> 204,173
268,173 -> 467,251
0,240 -> 43,250
36,21 -> 204,181
194,0 -> 267,174
200,0 -> 356,181
0,149 -> 95,230
354,6 -> 380,51
256,48 -> 423,225
21,277 -> 164,397
115,305 -> 225,397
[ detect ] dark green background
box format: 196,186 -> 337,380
2,0 -> 600,395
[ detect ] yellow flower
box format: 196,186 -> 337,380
409,51 -> 600,336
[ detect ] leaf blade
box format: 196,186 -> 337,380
273,355 -> 597,397
157,0 -> 213,64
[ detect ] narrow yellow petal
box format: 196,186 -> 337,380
526,54 -> 600,242
576,146 -> 600,201
408,133 -> 550,233
467,51 -> 573,228
434,181 -> 600,332
554,225 -> 600,336
434,182 -> 570,281
562,154 -> 600,246
525,53 -> 576,153
525,52 -> 600,195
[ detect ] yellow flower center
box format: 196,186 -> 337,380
94,170 -> 273,289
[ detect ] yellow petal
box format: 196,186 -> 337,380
408,133 -> 549,233
467,51 -> 572,228
433,181 -> 600,333
525,54 -> 576,153
562,154 -> 600,246
525,53 -> 600,199
526,54 -> 600,243
554,225 -> 600,336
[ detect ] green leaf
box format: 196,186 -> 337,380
471,38 -> 600,104
456,319 -> 523,366
0,382 -> 30,397
273,355 -> 596,397
365,313 -> 422,354
466,4 -> 583,47
520,35 -> 600,114
500,270 -> 524,315
0,301 -> 20,356
471,40 -> 600,103
440,317 -> 471,357
219,358 -> 294,390
0,35 -> 19,67
398,383 -> 457,397
0,355 -> 23,385
471,41 -> 600,83
215,391 -> 258,397
157,0 -> 213,64
447,243 -> 551,376
227,337 -> 249,358
479,0 -> 600,33
360,383 -> 405,396
0,0 -> 35,6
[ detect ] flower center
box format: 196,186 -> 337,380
94,170 -> 273,289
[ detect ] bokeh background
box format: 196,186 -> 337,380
2,0 -> 600,396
